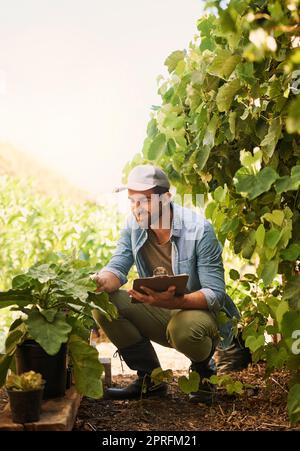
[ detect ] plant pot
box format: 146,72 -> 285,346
16,340 -> 67,399
7,387 -> 44,423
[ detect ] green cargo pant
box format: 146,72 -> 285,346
93,289 -> 219,362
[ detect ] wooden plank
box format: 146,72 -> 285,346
0,386 -> 81,431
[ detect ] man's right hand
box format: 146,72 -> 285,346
91,271 -> 121,293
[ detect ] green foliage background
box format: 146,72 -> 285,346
0,175 -> 123,352
124,0 -> 300,424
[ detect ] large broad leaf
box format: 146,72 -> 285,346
164,50 -> 185,73
265,228 -> 282,249
12,274 -> 35,290
283,277 -> 300,309
260,118 -> 281,160
51,276 -> 95,303
207,50 -> 240,80
68,334 -> 103,398
288,384 -> 300,426
245,333 -> 265,353
0,289 -> 35,309
27,309 -> 72,355
275,166 -> 300,194
178,371 -> 200,394
216,79 -> 241,112
236,62 -> 256,84
281,244 -> 300,261
27,264 -> 58,283
147,134 -> 166,161
234,167 -> 279,200
261,259 -> 279,286
255,224 -> 265,247
0,354 -> 13,388
40,308 -> 58,322
88,292 -> 118,322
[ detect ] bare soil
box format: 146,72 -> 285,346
73,364 -> 300,432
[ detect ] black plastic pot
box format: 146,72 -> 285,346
7,388 -> 44,423
16,340 -> 67,399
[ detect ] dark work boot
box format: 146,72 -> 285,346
105,338 -> 168,400
188,356 -> 216,406
214,329 -> 252,374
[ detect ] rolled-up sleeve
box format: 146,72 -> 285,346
99,225 -> 134,286
196,220 -> 225,313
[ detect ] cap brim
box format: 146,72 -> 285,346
113,182 -> 156,193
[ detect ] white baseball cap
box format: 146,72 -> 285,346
114,164 -> 170,192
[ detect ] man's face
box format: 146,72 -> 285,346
128,188 -> 171,228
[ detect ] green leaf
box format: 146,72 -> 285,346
234,167 -> 279,200
89,292 -> 118,322
255,224 -> 265,247
68,334 -> 103,398
228,111 -> 236,138
268,1 -> 284,20
275,166 -> 300,194
281,311 -> 300,341
164,114 -> 185,130
241,230 -> 256,259
147,119 -> 158,138
265,346 -> 288,370
207,50 -> 240,80
265,229 -> 282,249
0,289 -> 35,309
178,371 -> 200,394
203,114 -> 219,149
260,118 -> 281,160
229,269 -> 240,280
283,277 -> 300,308
286,96 -> 300,134
276,300 -> 289,328
27,264 -> 57,284
236,62 -> 255,84
40,309 -> 58,322
245,334 -> 265,353
12,274 -> 35,290
27,309 -> 72,355
261,259 -> 279,285
262,210 -> 285,227
150,368 -> 173,387
167,138 -> 176,156
281,244 -> 300,261
216,79 -> 241,112
164,50 -> 185,73
288,384 -> 300,426
147,134 -> 166,161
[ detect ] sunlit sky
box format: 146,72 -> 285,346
0,0 -> 203,197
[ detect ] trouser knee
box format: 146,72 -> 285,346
166,310 -> 218,362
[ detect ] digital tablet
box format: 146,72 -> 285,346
131,274 -> 189,303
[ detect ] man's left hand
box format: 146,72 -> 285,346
127,285 -> 184,309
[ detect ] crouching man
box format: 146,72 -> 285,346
92,164 -> 240,405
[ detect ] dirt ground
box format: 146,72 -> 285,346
73,364 -> 300,432
1,364 -> 299,431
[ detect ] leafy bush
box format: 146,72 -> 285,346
0,255 -> 118,398
0,175 -> 122,290
124,0 -> 300,424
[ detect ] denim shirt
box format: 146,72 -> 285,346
100,202 -> 240,348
